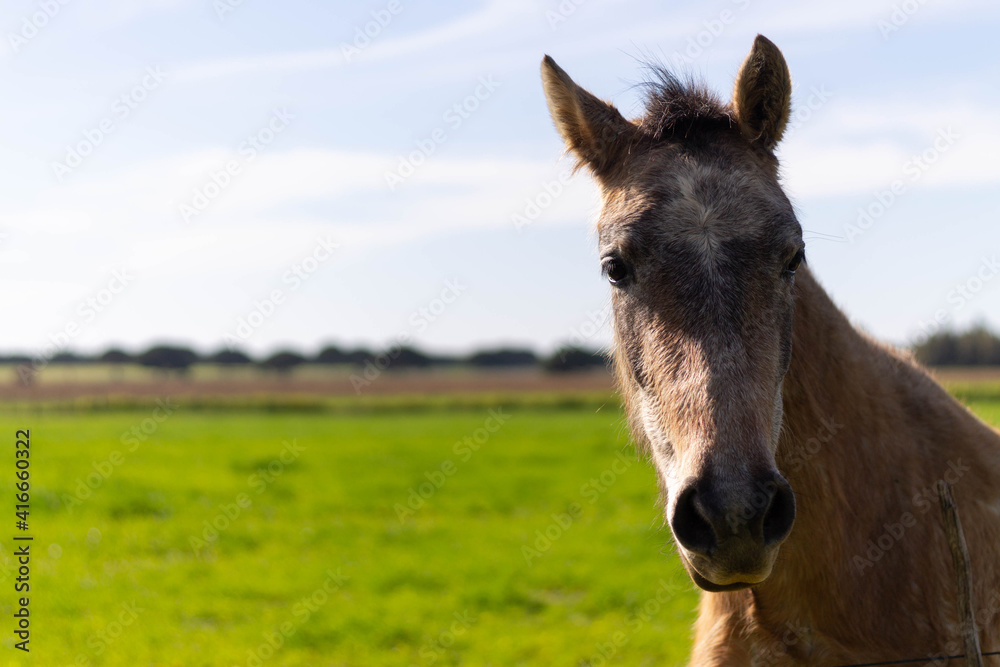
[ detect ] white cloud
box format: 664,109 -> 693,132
780,99 -> 1000,199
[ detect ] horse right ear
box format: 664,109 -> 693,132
541,56 -> 638,180
732,35 -> 792,150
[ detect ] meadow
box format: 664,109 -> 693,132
1,378 -> 998,666
0,400 -> 696,666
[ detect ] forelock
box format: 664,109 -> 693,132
637,65 -> 737,142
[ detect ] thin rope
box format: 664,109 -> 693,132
834,650 -> 1000,667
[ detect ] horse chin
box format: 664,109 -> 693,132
688,569 -> 756,592
680,553 -> 773,592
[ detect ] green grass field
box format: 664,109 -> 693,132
0,403 -> 698,666
3,384 -> 999,666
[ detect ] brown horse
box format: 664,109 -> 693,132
542,35 -> 1000,665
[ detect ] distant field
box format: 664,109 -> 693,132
0,364 -> 615,405
2,362 -> 998,407
0,405 -> 699,666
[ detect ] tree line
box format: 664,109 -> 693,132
912,325 -> 1000,366
3,324 -> 997,374
0,344 -> 609,374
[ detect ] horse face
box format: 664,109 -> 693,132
600,156 -> 802,590
542,36 -> 802,590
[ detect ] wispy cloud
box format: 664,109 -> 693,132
174,0 -> 536,83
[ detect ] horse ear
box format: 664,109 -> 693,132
732,35 -> 792,150
541,55 -> 638,180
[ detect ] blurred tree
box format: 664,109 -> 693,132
315,345 -> 350,365
51,351 -> 86,364
261,350 -> 306,374
543,346 -> 609,373
99,347 -> 132,381
138,345 -> 200,374
344,349 -> 374,366
467,348 -> 538,368
391,346 -> 433,369
99,348 -> 133,364
206,349 -> 254,365
0,354 -> 31,364
913,324 -> 1000,365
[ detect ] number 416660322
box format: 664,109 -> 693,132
15,430 -> 29,529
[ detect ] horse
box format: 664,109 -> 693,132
541,35 -> 1000,665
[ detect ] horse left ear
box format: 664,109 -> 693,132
541,55 -> 638,181
732,35 -> 792,150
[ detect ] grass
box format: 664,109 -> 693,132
0,390 -> 615,415
6,381 -> 999,666
0,404 -> 697,666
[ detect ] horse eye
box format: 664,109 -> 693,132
783,249 -> 805,277
602,256 -> 630,285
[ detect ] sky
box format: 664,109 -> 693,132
0,0 -> 998,358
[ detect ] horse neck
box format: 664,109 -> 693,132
779,266 -> 879,460
734,265 -> 1000,652
770,267 -> 901,580
766,264 -> 963,592
749,267 -> 1000,667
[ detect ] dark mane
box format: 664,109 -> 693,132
637,66 -> 735,141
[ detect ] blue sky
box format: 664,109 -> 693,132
0,0 -> 998,357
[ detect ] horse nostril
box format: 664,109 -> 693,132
671,485 -> 717,555
673,475 -> 795,556
762,477 -> 796,546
